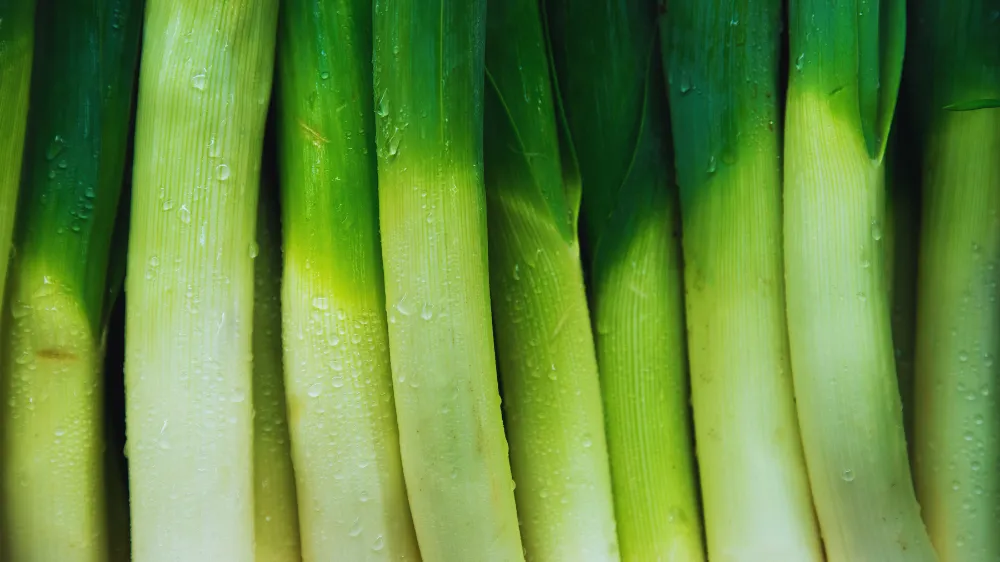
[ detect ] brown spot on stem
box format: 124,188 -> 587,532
37,348 -> 77,361
298,120 -> 330,146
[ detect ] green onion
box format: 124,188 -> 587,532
484,0 -> 619,558
664,0 -> 822,558
909,0 -> 1000,559
373,0 -> 524,559
276,0 -> 420,558
783,0 -> 936,559
251,164 -> 301,561
1,0 -> 141,559
0,0 -> 35,330
123,1 -> 279,559
546,1 -> 704,559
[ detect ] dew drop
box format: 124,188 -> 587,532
841,469 -> 855,482
307,383 -> 322,398
216,163 -> 231,181
870,220 -> 883,241
191,72 -> 207,91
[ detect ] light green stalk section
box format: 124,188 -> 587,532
0,0 -> 35,325
124,0 -> 279,559
784,1 -> 936,560
664,1 -> 822,559
484,0 -> 618,559
909,4 -> 1000,559
2,0 -> 141,559
373,1 -> 524,560
546,1 -> 704,560
277,0 -> 420,560
912,110 -> 1000,562
252,174 -> 301,561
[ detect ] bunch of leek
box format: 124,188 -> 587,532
783,0 -> 936,559
123,0 -> 279,559
664,0 -> 822,559
484,0 -> 619,558
372,0 -> 524,560
546,0 -> 704,559
1,0 -> 141,559
277,0 -> 420,558
909,0 -> 1000,560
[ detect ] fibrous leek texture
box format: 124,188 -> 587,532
2,0 -> 141,559
124,1 -> 279,559
547,0 -> 704,559
484,0 -> 619,558
784,0 -> 936,559
910,2 -> 1000,559
277,0 -> 420,558
373,0 -> 524,560
665,1 -> 822,559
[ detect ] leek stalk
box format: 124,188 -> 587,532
910,1 -> 1000,559
124,0 -> 279,559
1,0 -> 141,559
277,0 -> 420,558
547,1 -> 705,559
372,0 -> 524,560
484,0 -> 619,558
665,1 -> 822,559
0,0 -> 35,329
252,168 -> 302,561
783,0 -> 936,559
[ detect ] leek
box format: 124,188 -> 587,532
277,0 -> 420,558
252,167 -> 302,561
484,0 -> 619,558
546,1 -> 705,559
1,0 -> 141,559
884,129 -> 922,448
123,0 -> 279,559
0,0 -> 35,328
372,0 -> 524,559
910,0 -> 1000,559
783,0 -> 936,559
664,1 -> 822,559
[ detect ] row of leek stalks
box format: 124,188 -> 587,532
0,0 -> 996,560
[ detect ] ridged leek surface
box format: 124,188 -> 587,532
783,0 -> 936,559
124,0 -> 279,559
277,0 -> 420,558
484,0 -> 618,558
373,0 -> 524,560
1,0 -> 141,559
665,1 -> 822,559
910,1 -> 1000,559
547,1 -> 704,559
